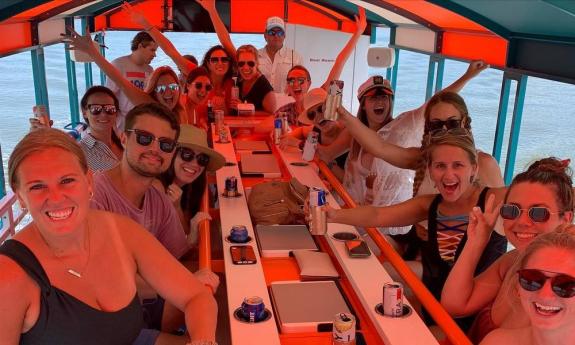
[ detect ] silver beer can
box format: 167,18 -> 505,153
383,282 -> 403,317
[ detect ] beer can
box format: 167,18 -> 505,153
230,225 -> 249,243
274,118 -> 283,145
241,296 -> 266,323
301,131 -> 318,161
383,282 -> 404,317
323,80 -> 344,122
333,312 -> 356,345
309,188 -> 327,235
225,176 -> 238,197
281,113 -> 292,133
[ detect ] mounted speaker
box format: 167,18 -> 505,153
367,47 -> 395,68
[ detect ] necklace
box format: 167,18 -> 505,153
37,223 -> 91,278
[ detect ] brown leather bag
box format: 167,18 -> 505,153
248,178 -> 309,225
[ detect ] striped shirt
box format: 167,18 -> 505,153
79,131 -> 120,172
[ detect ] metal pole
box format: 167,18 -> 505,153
503,75 -> 528,184
434,58 -> 445,93
30,48 -> 50,113
425,57 -> 437,101
0,145 -> 6,198
81,17 -> 93,89
95,32 -> 106,85
492,77 -> 512,163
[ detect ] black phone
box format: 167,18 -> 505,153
345,240 -> 371,258
230,245 -> 257,265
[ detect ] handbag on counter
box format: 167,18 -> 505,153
247,177 -> 309,225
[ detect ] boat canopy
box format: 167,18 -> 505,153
1,0 -> 575,84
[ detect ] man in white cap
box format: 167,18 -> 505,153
258,16 -> 303,93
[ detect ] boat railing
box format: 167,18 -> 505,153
0,191 -> 28,244
198,182 -> 211,270
316,160 -> 473,345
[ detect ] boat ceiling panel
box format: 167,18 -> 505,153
349,0 -> 417,26
394,26 -> 436,53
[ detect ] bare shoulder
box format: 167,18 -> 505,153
478,152 -> 504,187
480,327 -> 528,345
0,254 -> 35,305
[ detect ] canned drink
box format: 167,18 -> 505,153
301,131 -> 319,161
230,225 -> 249,243
241,296 -> 266,323
323,80 -> 344,122
333,312 -> 356,345
309,188 -> 327,235
33,105 -> 50,126
383,282 -> 404,317
225,176 -> 238,197
218,126 -> 229,143
274,118 -> 283,145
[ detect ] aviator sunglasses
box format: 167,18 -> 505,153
126,129 -> 176,153
518,269 -> 575,298
287,77 -> 308,86
500,204 -> 560,223
191,82 -> 213,92
155,83 -> 180,94
179,147 -> 210,167
267,30 -> 285,37
209,56 -> 230,64
87,104 -> 117,115
238,61 -> 256,68
428,119 -> 463,133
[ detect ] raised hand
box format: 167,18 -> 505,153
465,60 -> 490,79
122,1 -> 151,29
467,193 -> 501,247
63,26 -> 99,55
355,7 -> 367,34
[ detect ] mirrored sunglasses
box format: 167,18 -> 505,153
499,204 -> 559,223
126,129 -> 176,153
179,147 -> 210,167
429,119 -> 463,132
238,61 -> 256,68
518,269 -> 575,298
155,83 -> 179,94
88,104 -> 117,115
287,77 -> 308,86
267,30 -> 285,37
192,82 -> 213,91
209,56 -> 230,64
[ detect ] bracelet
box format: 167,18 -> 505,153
187,341 -> 218,345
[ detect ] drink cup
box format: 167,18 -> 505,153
241,296 -> 265,322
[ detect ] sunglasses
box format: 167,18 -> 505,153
155,83 -> 179,94
518,269 -> 575,298
126,129 -> 176,153
191,82 -> 213,92
238,61 -> 256,68
267,30 -> 285,37
306,106 -> 323,122
363,88 -> 392,99
287,77 -> 308,86
179,147 -> 210,167
500,204 -> 560,223
88,104 -> 117,115
209,56 -> 230,64
429,119 -> 463,133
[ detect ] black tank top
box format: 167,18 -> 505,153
0,240 -> 143,345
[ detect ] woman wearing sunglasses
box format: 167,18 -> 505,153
323,131 -> 508,324
0,128 -> 217,345
180,67 -> 214,128
79,86 -> 123,172
479,224 -> 575,345
442,157 -> 573,342
157,125 -> 225,243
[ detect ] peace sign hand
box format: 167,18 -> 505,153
467,193 -> 501,248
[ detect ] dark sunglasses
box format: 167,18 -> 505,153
126,129 -> 176,153
209,56 -> 230,64
500,204 -> 559,223
191,82 -> 213,92
306,106 -> 323,122
155,83 -> 179,94
238,61 -> 256,68
267,30 -> 285,37
429,119 -> 463,132
518,269 -> 575,298
87,104 -> 116,115
287,77 -> 308,86
179,147 -> 210,167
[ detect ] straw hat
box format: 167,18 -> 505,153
177,125 -> 225,171
297,88 -> 327,125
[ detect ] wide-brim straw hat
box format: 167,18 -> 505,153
297,88 -> 327,125
177,124 -> 225,171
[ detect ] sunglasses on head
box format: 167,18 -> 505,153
500,204 -> 559,223
267,30 -> 285,37
126,129 -> 176,153
191,82 -> 213,92
179,147 -> 210,167
209,56 -> 230,64
238,61 -> 256,68
287,77 -> 308,86
88,104 -> 117,115
429,119 -> 463,133
155,83 -> 179,94
518,269 -> 575,298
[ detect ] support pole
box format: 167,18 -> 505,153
503,74 -> 528,184
81,17 -> 93,89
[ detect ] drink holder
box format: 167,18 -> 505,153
332,232 -> 359,241
375,303 -> 412,318
226,235 -> 253,244
233,307 -> 272,324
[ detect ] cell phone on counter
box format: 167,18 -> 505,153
230,245 -> 257,265
345,240 -> 371,258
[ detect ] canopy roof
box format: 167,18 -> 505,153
2,0 -> 575,83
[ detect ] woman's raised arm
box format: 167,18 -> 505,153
196,0 -> 237,56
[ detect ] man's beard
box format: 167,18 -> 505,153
126,150 -> 165,178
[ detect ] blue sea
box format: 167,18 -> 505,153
1,29 -> 574,194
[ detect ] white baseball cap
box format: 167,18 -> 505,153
266,16 -> 285,31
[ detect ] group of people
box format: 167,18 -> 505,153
1,1 -> 574,345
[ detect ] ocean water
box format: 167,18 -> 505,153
1,29 -> 574,194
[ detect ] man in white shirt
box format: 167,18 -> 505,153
258,16 -> 303,93
106,31 -> 157,132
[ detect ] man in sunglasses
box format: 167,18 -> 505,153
106,31 -> 158,131
258,16 -> 303,92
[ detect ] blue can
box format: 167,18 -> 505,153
241,296 -> 266,322
310,187 -> 326,207
274,118 -> 283,129
230,225 -> 249,243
